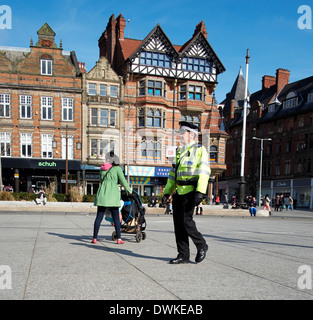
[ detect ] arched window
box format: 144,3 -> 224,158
147,109 -> 154,127
138,108 -> 145,127
154,109 -> 161,127
141,137 -> 162,161
139,108 -> 164,128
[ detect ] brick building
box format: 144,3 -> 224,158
98,14 -> 228,197
0,23 -> 82,193
222,68 -> 313,209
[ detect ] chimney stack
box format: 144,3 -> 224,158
193,21 -> 208,39
98,14 -> 116,64
230,99 -> 235,120
116,14 -> 126,40
276,68 -> 290,94
78,62 -> 86,74
262,75 -> 276,92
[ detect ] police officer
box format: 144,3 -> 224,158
164,121 -> 210,264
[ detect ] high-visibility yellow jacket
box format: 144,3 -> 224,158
164,142 -> 211,196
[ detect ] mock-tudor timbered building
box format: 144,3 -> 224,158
98,14 -> 227,198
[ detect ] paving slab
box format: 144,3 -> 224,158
1,213 -> 313,301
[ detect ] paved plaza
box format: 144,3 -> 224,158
1,210 -> 313,301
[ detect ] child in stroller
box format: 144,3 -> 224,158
111,190 -> 147,243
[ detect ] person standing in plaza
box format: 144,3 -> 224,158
249,196 -> 257,216
163,121 -> 210,264
287,196 -> 294,211
92,153 -> 132,245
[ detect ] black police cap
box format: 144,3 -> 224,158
178,121 -> 199,134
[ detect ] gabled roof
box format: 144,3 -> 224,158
121,22 -> 225,75
127,24 -> 179,62
178,32 -> 226,74
37,23 -> 56,37
119,38 -> 142,61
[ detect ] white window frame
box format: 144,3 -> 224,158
21,133 -> 32,158
41,96 -> 53,120
0,94 -> 10,118
41,59 -> 52,75
41,134 -> 53,159
62,98 -> 74,121
0,132 -> 11,157
20,95 -> 32,119
62,135 -> 73,160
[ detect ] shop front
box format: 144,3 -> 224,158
126,165 -> 171,196
293,178 -> 311,209
81,164 -> 100,195
1,158 -> 81,193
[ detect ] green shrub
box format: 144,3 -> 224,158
53,193 -> 70,202
83,194 -> 95,202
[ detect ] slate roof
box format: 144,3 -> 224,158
259,75 -> 313,123
222,67 -> 247,115
223,70 -> 313,129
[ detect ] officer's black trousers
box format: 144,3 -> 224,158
172,192 -> 207,259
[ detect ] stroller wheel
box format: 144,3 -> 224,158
142,232 -> 146,240
135,232 -> 142,243
112,231 -> 117,241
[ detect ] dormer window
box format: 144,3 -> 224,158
140,51 -> 171,68
308,92 -> 313,102
182,57 -> 212,73
268,104 -> 276,113
41,59 -> 52,75
283,91 -> 298,109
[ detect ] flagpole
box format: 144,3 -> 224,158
239,49 -> 250,207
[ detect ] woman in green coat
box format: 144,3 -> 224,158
92,161 -> 132,244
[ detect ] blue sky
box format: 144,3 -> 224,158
1,0 -> 312,103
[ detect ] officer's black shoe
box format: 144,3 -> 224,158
169,256 -> 190,264
195,244 -> 208,263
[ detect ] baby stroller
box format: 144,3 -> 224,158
112,190 -> 147,243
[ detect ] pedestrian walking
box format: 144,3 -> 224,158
263,194 -> 272,215
92,153 -> 132,245
275,195 -> 280,212
163,121 -> 210,264
287,196 -> 294,211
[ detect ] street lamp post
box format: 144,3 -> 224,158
253,135 -> 272,208
239,49 -> 250,207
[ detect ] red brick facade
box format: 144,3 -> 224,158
0,23 -> 82,192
